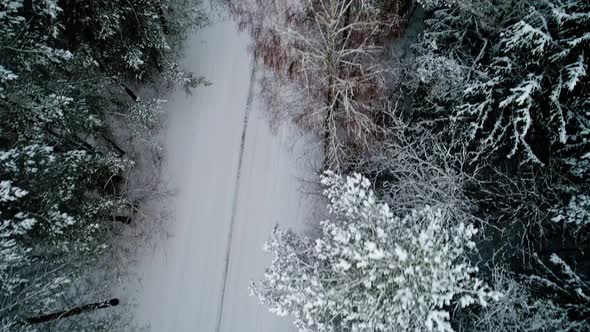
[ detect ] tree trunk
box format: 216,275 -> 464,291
72,134 -> 97,153
159,3 -> 170,35
104,174 -> 125,195
122,84 -> 139,103
25,298 -> 119,324
101,133 -> 127,156
321,3 -> 352,172
23,0 -> 33,18
322,79 -> 334,171
112,215 -> 132,225
46,127 -> 96,153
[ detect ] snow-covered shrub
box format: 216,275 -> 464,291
251,172 -> 500,332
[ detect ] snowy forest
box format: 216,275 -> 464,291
1,0 -> 589,331
237,0 -> 590,331
0,0 -> 207,330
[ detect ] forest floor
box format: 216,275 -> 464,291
119,14 -> 324,332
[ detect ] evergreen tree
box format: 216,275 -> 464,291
0,0 -> 206,329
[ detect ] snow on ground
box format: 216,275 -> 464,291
127,15 -> 323,332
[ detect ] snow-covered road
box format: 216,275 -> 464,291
130,17 -> 321,332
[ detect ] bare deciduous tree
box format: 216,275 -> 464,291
231,0 -> 410,170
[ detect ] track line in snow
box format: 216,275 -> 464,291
214,60 -> 258,332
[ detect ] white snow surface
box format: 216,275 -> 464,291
128,17 -> 322,332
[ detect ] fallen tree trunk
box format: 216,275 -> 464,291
25,298 -> 120,325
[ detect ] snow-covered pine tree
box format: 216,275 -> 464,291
252,172 -> 499,332
398,0 -> 501,121
0,144 -> 130,327
456,0 -> 589,166
60,0 -> 207,84
403,2 -> 590,329
407,0 -> 589,167
407,0 -> 589,240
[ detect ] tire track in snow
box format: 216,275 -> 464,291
214,59 -> 257,332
